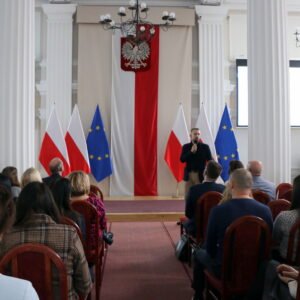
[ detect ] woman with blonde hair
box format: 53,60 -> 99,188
21,168 -> 42,188
68,171 -> 113,245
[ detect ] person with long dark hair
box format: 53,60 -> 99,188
2,166 -> 21,198
0,182 -> 92,299
0,186 -> 38,299
51,177 -> 86,239
273,175 -> 300,261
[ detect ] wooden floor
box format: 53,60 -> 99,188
105,198 -> 185,222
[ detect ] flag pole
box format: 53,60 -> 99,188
172,182 -> 180,198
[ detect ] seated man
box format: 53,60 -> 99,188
247,160 -> 276,200
184,160 -> 225,237
192,168 -> 273,300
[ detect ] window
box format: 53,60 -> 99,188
236,59 -> 300,127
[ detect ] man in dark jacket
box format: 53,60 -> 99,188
184,160 -> 225,237
180,128 -> 212,194
43,158 -> 63,188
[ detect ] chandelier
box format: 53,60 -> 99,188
99,0 -> 176,45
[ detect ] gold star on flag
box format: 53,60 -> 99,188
96,126 -> 100,130
224,156 -> 228,160
105,154 -> 109,158
89,128 -> 92,132
90,155 -> 94,159
222,125 -> 227,130
230,128 -> 234,131
97,156 -> 102,160
231,154 -> 235,158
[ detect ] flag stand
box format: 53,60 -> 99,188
172,182 -> 181,198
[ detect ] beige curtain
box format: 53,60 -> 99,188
77,7 -> 193,196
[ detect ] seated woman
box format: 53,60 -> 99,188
272,175 -> 300,261
2,166 -> 21,198
21,168 -> 42,188
51,177 -> 86,240
68,171 -> 113,245
0,185 -> 39,299
0,182 -> 92,300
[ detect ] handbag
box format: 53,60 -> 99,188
175,234 -> 189,262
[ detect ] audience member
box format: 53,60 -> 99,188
69,171 -> 113,245
21,168 -> 42,188
272,175 -> 300,261
247,160 -> 276,200
219,160 -> 245,204
184,160 -> 225,237
0,182 -> 92,299
43,158 -> 64,188
0,186 -> 38,299
0,174 -> 12,192
2,166 -> 21,198
51,177 -> 86,239
192,169 -> 273,300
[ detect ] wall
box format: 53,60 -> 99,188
225,10 -> 300,179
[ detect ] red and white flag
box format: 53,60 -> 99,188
195,103 -> 217,160
164,104 -> 190,182
110,28 -> 159,196
39,108 -> 70,176
65,105 -> 90,173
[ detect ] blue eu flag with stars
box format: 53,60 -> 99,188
87,105 -> 112,182
215,104 -> 239,182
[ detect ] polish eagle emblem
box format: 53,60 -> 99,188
121,41 -> 150,70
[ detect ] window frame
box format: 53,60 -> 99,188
236,59 -> 300,128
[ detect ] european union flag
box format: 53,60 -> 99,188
215,104 -> 239,182
87,105 -> 112,182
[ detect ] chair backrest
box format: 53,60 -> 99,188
90,184 -> 104,201
195,191 -> 223,244
0,243 -> 68,300
276,183 -> 292,199
281,189 -> 293,202
71,200 -> 100,262
221,216 -> 271,296
252,190 -> 270,205
267,199 -> 291,220
60,216 -> 85,247
287,220 -> 300,265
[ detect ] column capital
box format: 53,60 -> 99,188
42,3 -> 77,20
195,5 -> 229,22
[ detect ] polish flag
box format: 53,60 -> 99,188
65,105 -> 90,173
39,108 -> 70,176
110,28 -> 159,196
195,103 -> 217,160
164,104 -> 190,182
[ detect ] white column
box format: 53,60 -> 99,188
0,0 -> 35,173
195,6 -> 228,137
248,0 -> 291,184
42,4 -> 77,132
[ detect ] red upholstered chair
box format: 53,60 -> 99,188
204,216 -> 271,300
90,184 -> 104,201
252,190 -> 270,205
267,199 -> 291,220
194,191 -> 223,245
276,183 -> 292,199
281,189 -> 293,202
60,216 -> 85,246
287,220 -> 300,265
0,243 -> 68,300
71,200 -> 104,300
